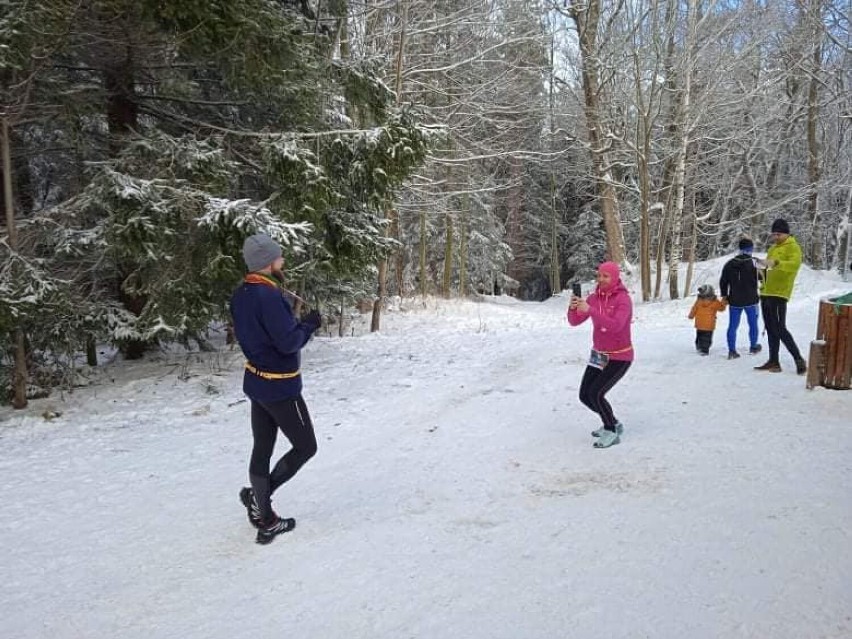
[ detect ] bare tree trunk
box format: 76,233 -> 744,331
628,2 -> 662,302
371,254 -> 389,332
840,187 -> 851,281
637,119 -> 652,300
104,55 -> 149,358
419,211 -> 427,297
10,334 -> 27,409
2,117 -> 27,408
683,193 -> 698,297
569,0 -> 625,263
371,0 -> 407,331
104,63 -> 138,154
805,0 -> 823,267
653,0 -> 679,300
550,172 -> 560,295
639,211 -> 651,300
505,157 -> 524,288
653,205 -> 671,299
1,119 -> 18,254
442,212 -> 453,297
459,194 -> 468,297
666,0 -> 695,301
548,34 -> 560,295
86,338 -> 98,366
388,208 -> 404,296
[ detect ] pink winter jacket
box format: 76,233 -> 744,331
567,280 -> 634,361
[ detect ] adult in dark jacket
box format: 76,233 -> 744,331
719,237 -> 762,359
230,233 -> 322,544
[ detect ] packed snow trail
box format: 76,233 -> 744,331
1,265 -> 850,639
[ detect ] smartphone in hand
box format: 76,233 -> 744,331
572,282 -> 582,298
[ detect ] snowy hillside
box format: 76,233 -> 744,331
1,263 -> 850,639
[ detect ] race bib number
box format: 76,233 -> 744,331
589,349 -> 610,369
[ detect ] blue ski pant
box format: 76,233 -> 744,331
726,304 -> 759,353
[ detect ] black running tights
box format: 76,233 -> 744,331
578,360 -> 631,431
760,296 -> 803,363
249,395 -> 317,520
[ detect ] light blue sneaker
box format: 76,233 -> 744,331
593,429 -> 620,448
591,422 -> 624,438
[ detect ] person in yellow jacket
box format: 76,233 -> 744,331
688,284 -> 727,355
754,218 -> 807,374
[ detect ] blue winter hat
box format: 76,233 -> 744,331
242,233 -> 282,271
738,238 -> 754,254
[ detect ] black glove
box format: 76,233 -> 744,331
303,310 -> 322,331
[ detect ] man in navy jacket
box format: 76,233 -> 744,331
719,237 -> 762,359
230,233 -> 321,544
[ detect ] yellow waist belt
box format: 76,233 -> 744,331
245,362 -> 300,380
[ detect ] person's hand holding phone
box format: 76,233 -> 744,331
569,282 -> 581,310
569,282 -> 589,312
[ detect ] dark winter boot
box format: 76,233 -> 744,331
256,516 -> 296,545
727,351 -> 740,359
239,487 -> 262,529
754,360 -> 782,372
795,358 -> 807,375
749,344 -> 762,355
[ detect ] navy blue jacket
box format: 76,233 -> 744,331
720,254 -> 759,308
230,276 -> 317,402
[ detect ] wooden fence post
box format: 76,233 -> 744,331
806,339 -> 825,390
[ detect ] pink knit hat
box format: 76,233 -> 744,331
597,261 -> 621,290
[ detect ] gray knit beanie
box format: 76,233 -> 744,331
242,233 -> 282,272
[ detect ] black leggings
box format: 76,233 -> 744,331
579,360 -> 631,431
760,296 -> 802,363
249,395 -> 317,520
695,330 -> 713,353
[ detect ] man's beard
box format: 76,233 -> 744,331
271,268 -> 285,283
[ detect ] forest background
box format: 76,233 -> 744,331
1,0 -> 850,407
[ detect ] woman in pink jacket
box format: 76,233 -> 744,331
567,261 -> 634,448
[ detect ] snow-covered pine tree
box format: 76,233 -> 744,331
561,202 -> 608,285
0,0 -> 431,401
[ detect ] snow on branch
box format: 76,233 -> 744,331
198,198 -> 313,247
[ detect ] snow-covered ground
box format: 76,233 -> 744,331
2,261 -> 851,639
